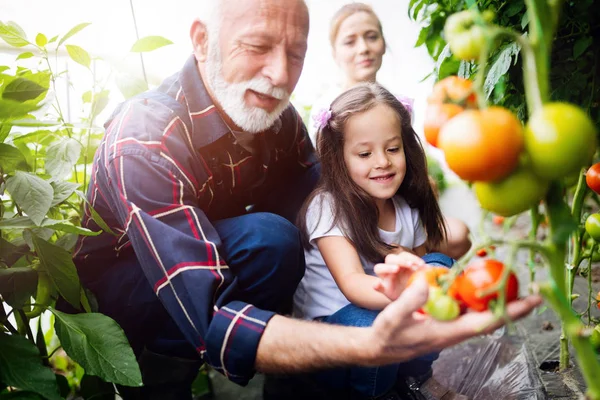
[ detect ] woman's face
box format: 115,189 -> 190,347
333,11 -> 385,87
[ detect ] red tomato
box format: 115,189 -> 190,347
424,103 -> 464,148
476,248 -> 488,257
587,163 -> 600,195
492,215 -> 505,225
455,259 -> 519,311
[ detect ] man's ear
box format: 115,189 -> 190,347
190,19 -> 209,62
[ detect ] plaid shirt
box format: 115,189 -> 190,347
74,55 -> 315,384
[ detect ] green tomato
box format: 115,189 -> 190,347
590,325 -> 600,352
444,10 -> 495,61
585,214 -> 600,242
524,103 -> 598,180
474,167 -> 549,217
423,287 -> 460,321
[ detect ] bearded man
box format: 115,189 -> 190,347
69,0 -> 541,399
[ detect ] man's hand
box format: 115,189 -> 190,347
362,277 -> 542,366
373,252 -> 425,300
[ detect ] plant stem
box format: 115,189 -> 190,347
539,283 -> 600,400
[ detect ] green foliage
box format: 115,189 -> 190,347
0,17 -> 173,398
410,0 -> 600,124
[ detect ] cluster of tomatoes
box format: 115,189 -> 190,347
425,76 -> 598,217
407,259 -> 518,321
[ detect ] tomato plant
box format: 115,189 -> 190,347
587,163 -> 600,195
524,103 -> 598,180
454,259 -> 519,312
438,107 -> 524,182
473,167 -> 549,217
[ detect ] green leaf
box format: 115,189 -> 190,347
0,21 -> 29,47
51,181 -> 80,206
32,235 -> 81,309
6,119 -> 60,128
52,310 -> 143,386
43,221 -> 101,237
79,375 -> 116,400
484,42 -> 520,98
415,27 -> 428,47
116,73 -> 148,99
0,237 -> 29,267
0,143 -> 28,173
76,191 -> 118,236
16,52 -> 34,60
0,123 -> 10,142
58,23 -> 92,47
2,78 -> 48,102
6,172 -> 53,226
505,2 -> 524,17
91,90 -> 110,120
35,33 -> 47,47
521,13 -> 530,29
65,45 -> 91,69
573,37 -> 592,59
130,35 -> 173,52
46,138 -> 82,181
0,99 -> 40,120
0,333 -> 62,400
55,234 -> 79,251
0,391 -> 44,399
0,267 -> 37,308
48,35 -> 58,44
82,90 -> 92,104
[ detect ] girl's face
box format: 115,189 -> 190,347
333,12 -> 385,87
343,104 -> 406,207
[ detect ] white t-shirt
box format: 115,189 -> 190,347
293,192 -> 427,320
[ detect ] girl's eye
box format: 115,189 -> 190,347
387,147 -> 400,153
358,152 -> 371,158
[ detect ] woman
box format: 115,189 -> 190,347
309,2 -> 471,260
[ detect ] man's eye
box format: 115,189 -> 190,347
248,44 -> 269,52
358,152 -> 371,158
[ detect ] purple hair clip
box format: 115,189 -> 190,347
313,108 -> 332,130
395,95 -> 414,118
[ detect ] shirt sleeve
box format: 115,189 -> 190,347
306,193 -> 346,243
104,148 -> 273,385
412,208 -> 428,248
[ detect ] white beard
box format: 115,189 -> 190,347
204,33 -> 291,133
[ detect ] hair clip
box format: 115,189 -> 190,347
396,95 -> 414,117
313,108 -> 332,130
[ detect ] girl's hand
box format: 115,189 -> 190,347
373,252 -> 425,300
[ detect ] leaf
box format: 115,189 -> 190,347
0,333 -> 62,400
52,310 -> 143,386
2,78 -> 48,102
58,23 -> 92,47
0,123 -> 10,142
43,221 -> 101,237
35,33 -> 47,47
0,267 -> 37,308
16,52 -> 34,60
6,172 -> 53,226
91,90 -> 110,120
0,391 -> 44,399
573,37 -> 592,59
130,36 -> 173,53
0,21 -> 29,47
51,181 -> 80,206
76,191 -> 118,236
0,99 -> 40,120
505,2 -> 524,17
55,233 -> 79,251
32,235 -> 81,309
46,138 -> 82,181
484,42 -> 521,98
116,73 -> 148,99
0,143 -> 29,173
7,119 -> 61,128
0,237 -> 29,266
79,374 -> 116,400
521,13 -> 530,29
65,45 -> 91,69
82,90 -> 92,104
415,27 -> 428,47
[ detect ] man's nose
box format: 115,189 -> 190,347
263,47 -> 289,88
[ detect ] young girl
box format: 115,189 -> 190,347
294,82 -> 451,399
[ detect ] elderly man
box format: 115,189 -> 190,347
69,0 -> 541,398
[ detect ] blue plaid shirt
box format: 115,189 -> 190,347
74,55 -> 315,384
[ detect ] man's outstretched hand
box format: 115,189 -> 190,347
364,260 -> 542,366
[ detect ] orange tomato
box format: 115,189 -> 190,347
438,107 -> 524,182
427,76 -> 478,108
424,103 -> 464,147
492,215 -> 505,225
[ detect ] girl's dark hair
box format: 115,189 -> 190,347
298,82 -> 446,263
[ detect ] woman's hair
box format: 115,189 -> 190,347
329,3 -> 385,49
298,83 -> 446,263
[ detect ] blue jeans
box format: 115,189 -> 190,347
313,252 -> 455,399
